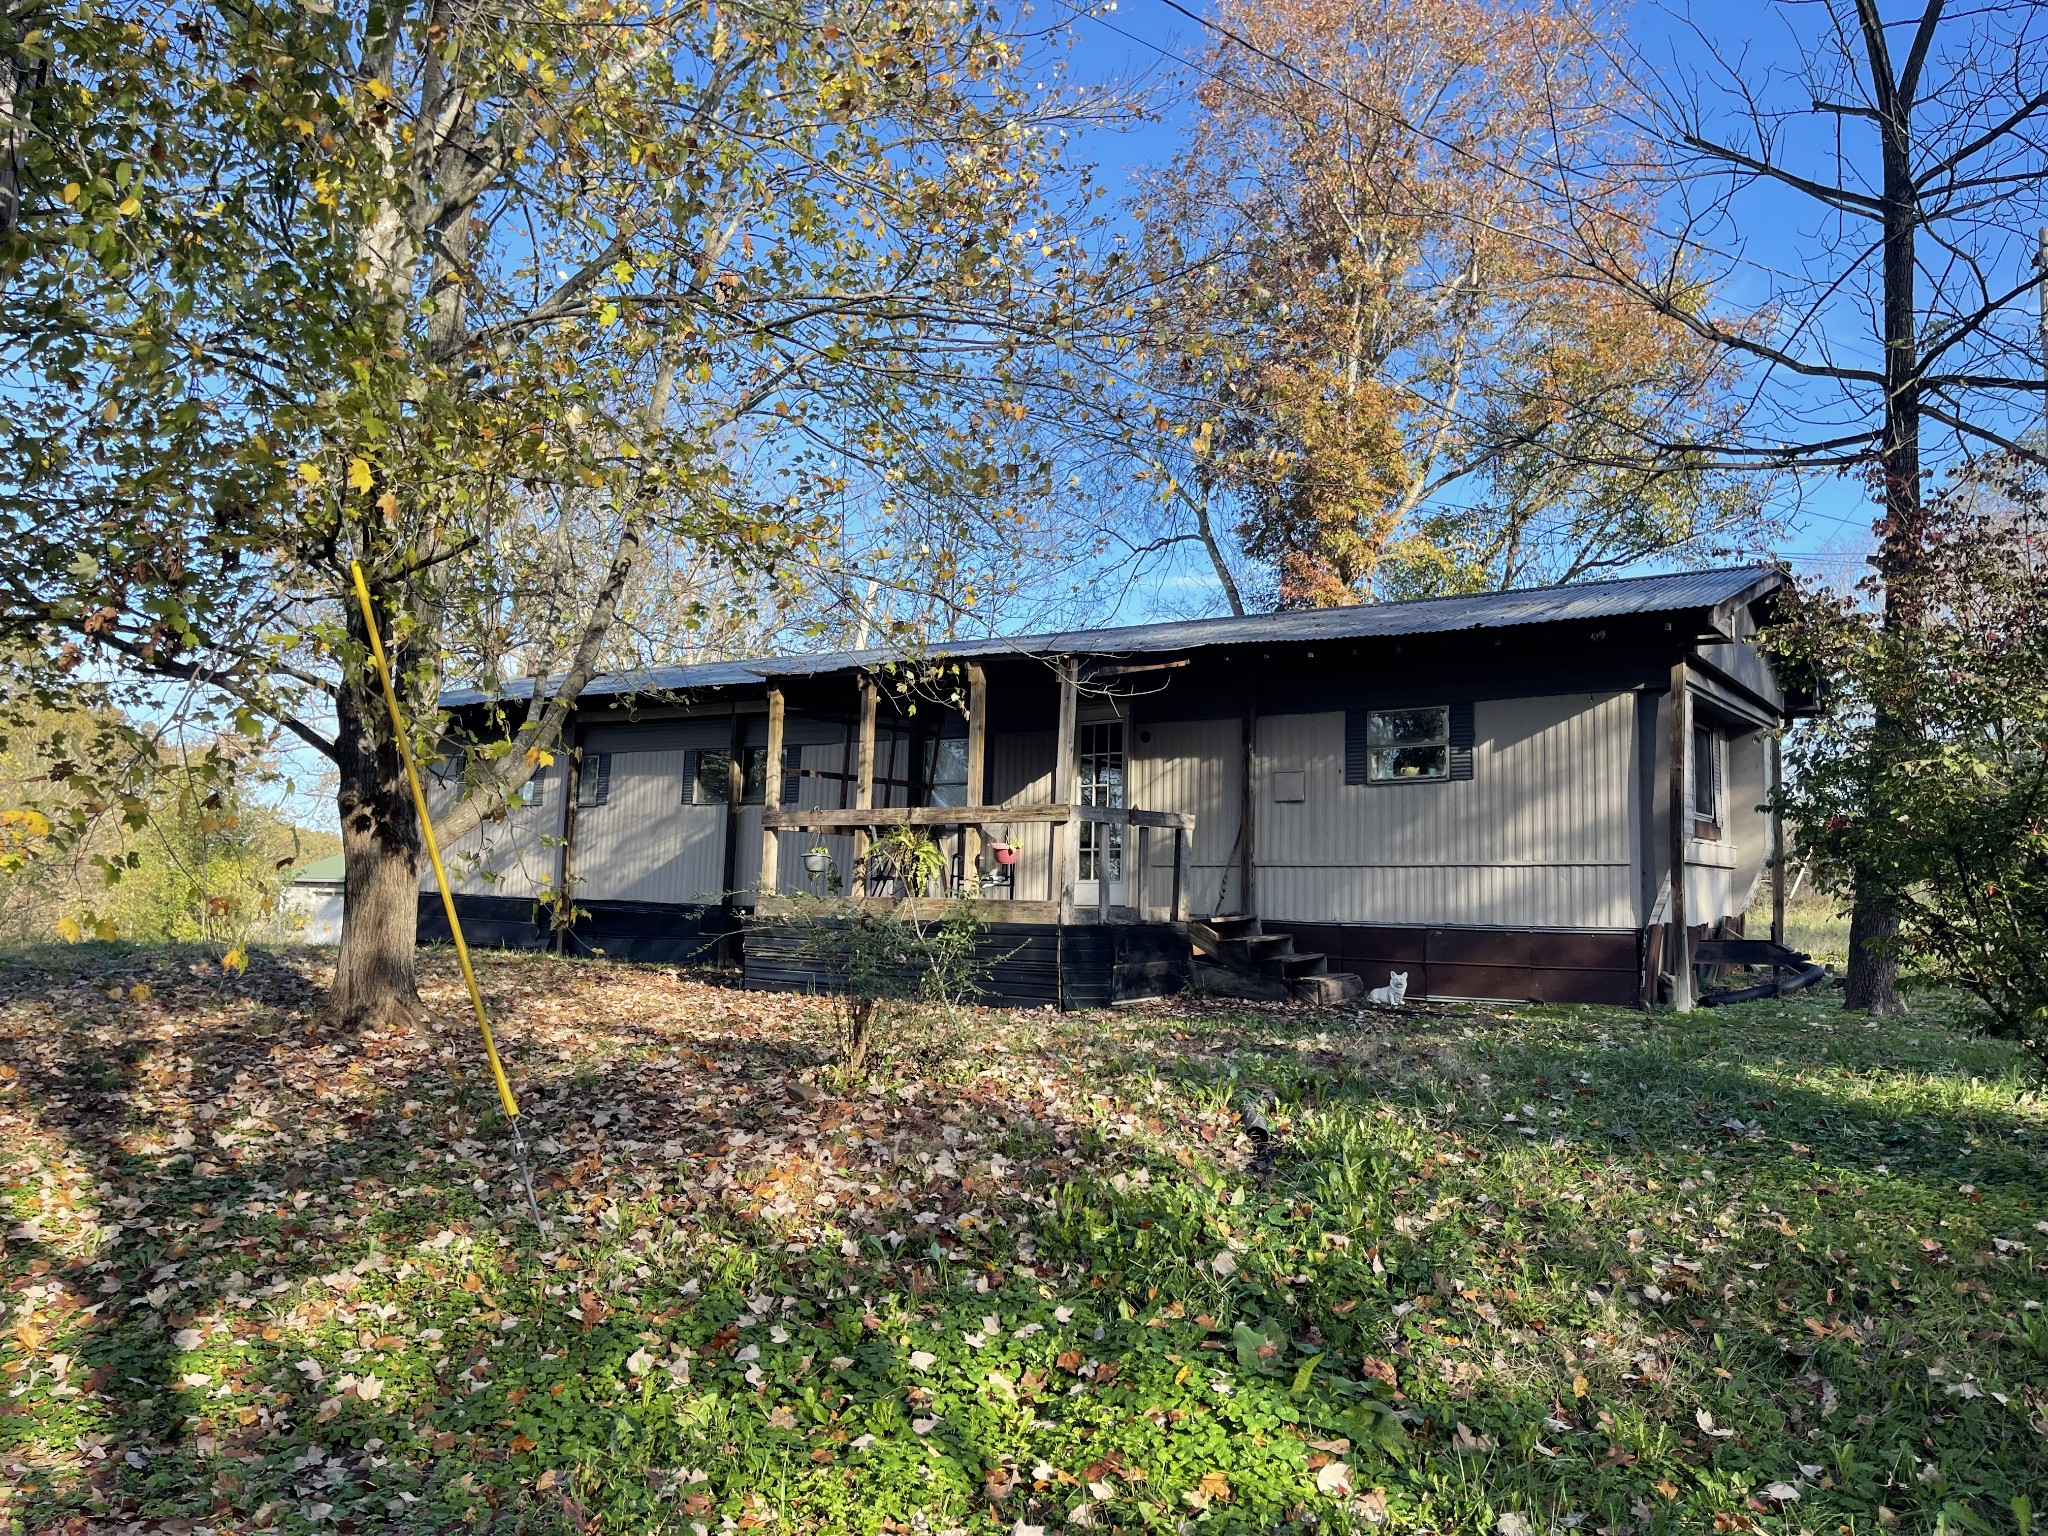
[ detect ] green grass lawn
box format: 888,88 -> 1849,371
2,947 -> 2044,1535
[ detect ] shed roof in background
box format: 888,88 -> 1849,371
441,565 -> 1785,708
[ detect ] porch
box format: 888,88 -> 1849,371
741,659 -> 1199,1004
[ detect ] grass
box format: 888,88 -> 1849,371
2,945 -> 2045,1535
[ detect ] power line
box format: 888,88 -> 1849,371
1075,0 -> 1812,289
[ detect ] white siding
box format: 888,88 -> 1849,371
427,765 -> 565,900
574,749 -> 727,905
1252,694 -> 1639,929
1130,718 -> 1244,917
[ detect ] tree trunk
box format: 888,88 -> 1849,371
1845,8 -> 1926,1018
1842,901 -> 1904,1015
328,673 -> 425,1029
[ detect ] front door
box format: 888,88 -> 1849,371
1074,719 -> 1126,909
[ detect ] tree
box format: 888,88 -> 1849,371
1119,0 -> 1762,610
1771,452 -> 2048,1069
1606,0 -> 2048,1013
3,0 -> 1097,1026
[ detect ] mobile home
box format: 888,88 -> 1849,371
427,565 -> 1806,1009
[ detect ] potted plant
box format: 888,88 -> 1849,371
988,840 -> 1019,866
803,845 -> 835,876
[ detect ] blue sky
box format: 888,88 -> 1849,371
1043,0 -> 2027,620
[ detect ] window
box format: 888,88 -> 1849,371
576,752 -> 611,808
1366,707 -> 1449,781
684,745 -> 802,806
521,768 -> 545,810
1345,702 -> 1475,784
1078,720 -> 1125,883
1692,724 -> 1722,835
925,737 -> 970,807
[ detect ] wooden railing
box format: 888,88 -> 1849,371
757,803 -> 1193,924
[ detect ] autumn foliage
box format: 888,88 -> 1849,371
1137,0 -> 1757,606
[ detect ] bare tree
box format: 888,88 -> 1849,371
1595,0 -> 2048,1014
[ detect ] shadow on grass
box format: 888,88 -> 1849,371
2,949 -> 2042,1535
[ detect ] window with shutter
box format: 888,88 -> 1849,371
576,752 -> 611,809
1345,702 -> 1475,784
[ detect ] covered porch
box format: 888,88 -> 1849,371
742,656 -> 1198,1004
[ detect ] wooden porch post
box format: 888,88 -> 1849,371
717,705 -> 747,958
1668,663 -> 1692,1012
964,663 -> 987,873
1053,657 -> 1079,923
1769,731 -> 1786,948
853,676 -> 877,894
1238,698 -> 1257,918
760,685 -> 785,899
1172,814 -> 1190,923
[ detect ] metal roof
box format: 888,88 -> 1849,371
441,564 -> 1783,707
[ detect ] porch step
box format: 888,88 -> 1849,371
1188,915 -> 1363,1005
1293,972 -> 1364,1006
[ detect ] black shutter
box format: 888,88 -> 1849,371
577,751 -> 611,808
681,749 -> 701,805
1448,701 -> 1475,781
1344,709 -> 1369,785
782,744 -> 803,806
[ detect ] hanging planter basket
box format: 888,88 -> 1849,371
803,849 -> 835,876
989,841 -> 1019,866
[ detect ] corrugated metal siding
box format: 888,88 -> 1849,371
1130,718 -> 1243,917
1253,694 -> 1638,928
573,750 -> 726,905
424,767 -> 563,900
979,730 -> 1059,905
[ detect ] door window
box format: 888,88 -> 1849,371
1078,721 -> 1125,884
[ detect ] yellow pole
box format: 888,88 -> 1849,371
348,561 -> 523,1126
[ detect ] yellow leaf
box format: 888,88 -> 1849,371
55,916 -> 83,944
117,194 -> 141,217
376,489 -> 398,519
364,77 -> 392,101
61,183 -> 81,204
347,458 -> 374,493
128,982 -> 151,1002
1572,1373 -> 1588,1398
298,462 -> 323,486
525,748 -> 555,768
94,917 -> 117,941
222,946 -> 248,976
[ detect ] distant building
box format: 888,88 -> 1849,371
280,853 -> 345,944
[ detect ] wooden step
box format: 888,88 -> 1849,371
1230,933 -> 1296,960
1293,972 -> 1363,1006
1204,914 -> 1262,938
1275,951 -> 1329,979
1191,958 -> 1290,1002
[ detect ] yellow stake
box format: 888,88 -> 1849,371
348,561 -> 522,1126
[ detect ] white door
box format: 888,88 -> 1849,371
1074,719 -> 1127,910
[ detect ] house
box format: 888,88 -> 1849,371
425,565 -> 1807,1010
280,853 -> 346,944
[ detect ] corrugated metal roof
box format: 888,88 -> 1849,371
442,564 -> 1782,707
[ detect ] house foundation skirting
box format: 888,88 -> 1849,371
415,894 -> 1190,1007
1266,922 -> 1643,1006
743,920 -> 1189,1010
417,893 -> 731,966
